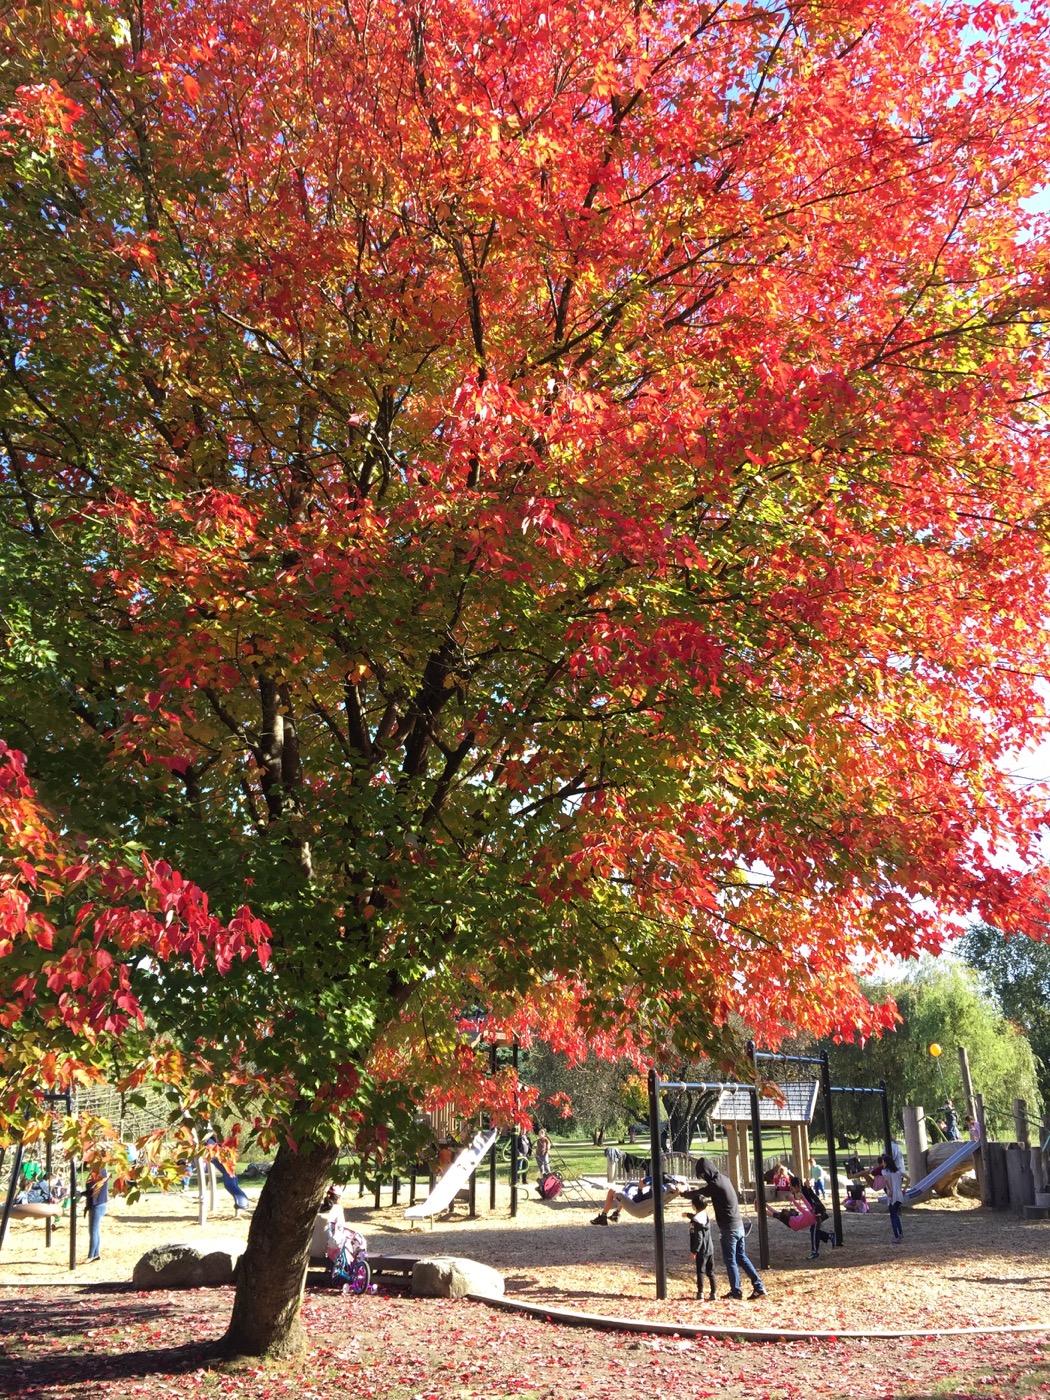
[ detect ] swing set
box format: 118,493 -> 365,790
645,1044 -> 892,1299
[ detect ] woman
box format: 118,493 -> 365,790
85,1165 -> 108,1263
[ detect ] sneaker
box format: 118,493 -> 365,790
609,1209 -> 620,1222
707,1292 -> 717,1301
809,1250 -> 820,1259
722,1289 -> 744,1300
591,1214 -> 608,1226
749,1287 -> 767,1300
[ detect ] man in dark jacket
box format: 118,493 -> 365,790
693,1156 -> 767,1300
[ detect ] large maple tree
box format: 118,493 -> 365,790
4,0 -> 1050,1358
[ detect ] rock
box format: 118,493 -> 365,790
412,1256 -> 505,1300
132,1242 -> 239,1289
925,1141 -> 975,1196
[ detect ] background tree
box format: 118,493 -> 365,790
526,1044 -> 636,1144
818,962 -> 1039,1145
4,0 -> 1050,1361
961,925 -> 1050,1112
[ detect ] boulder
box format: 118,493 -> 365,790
411,1256 -> 505,1300
132,1242 -> 239,1289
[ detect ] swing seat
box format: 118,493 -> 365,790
611,1175 -> 688,1218
9,1202 -> 63,1219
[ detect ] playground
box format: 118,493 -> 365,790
3,1172 -> 1050,1398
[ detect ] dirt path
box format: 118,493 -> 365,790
4,1175 -> 1048,1335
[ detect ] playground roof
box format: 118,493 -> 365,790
712,1081 -> 820,1125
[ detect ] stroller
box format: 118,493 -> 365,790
537,1172 -> 564,1200
328,1225 -> 373,1295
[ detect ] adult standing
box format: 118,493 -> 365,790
693,1157 -> 767,1300
535,1127 -> 552,1178
514,1127 -> 532,1184
942,1100 -> 960,1141
85,1164 -> 108,1263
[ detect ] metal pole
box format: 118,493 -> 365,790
880,1078 -> 893,1161
510,1040 -> 519,1218
0,1142 -> 24,1256
69,1153 -> 78,1270
747,1042 -> 769,1269
821,1051 -> 843,1248
67,1090 -> 76,1271
648,1068 -> 667,1300
489,1045 -> 498,1211
45,1122 -> 53,1250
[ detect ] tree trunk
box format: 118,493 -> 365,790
223,1136 -> 339,1360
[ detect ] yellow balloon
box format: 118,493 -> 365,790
929,1042 -> 942,1058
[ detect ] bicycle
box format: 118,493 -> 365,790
329,1230 -> 373,1295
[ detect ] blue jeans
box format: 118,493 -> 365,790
889,1201 -> 903,1239
88,1203 -> 106,1258
719,1226 -> 762,1293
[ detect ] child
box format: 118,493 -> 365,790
881,1154 -> 905,1244
845,1181 -> 868,1213
809,1157 -> 826,1199
769,1162 -> 792,1198
322,1186 -> 368,1272
688,1205 -> 716,1300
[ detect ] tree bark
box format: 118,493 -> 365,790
223,1136 -> 339,1360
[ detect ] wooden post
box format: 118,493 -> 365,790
958,1046 -> 977,1122
725,1124 -> 739,1192
738,1124 -> 751,1189
975,1092 -> 991,1205
957,1046 -> 984,1198
1014,1098 -> 1030,1149
903,1105 -> 928,1186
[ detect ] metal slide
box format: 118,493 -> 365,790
404,1127 -> 499,1220
902,1139 -> 978,1204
